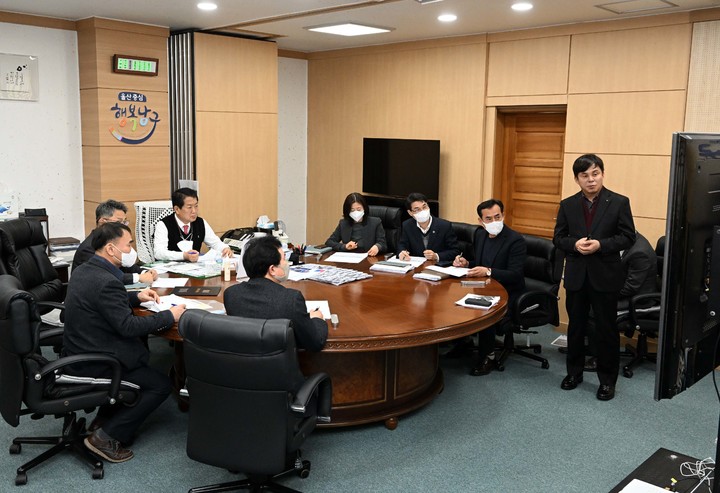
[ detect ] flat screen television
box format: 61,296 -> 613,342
362,138 -> 440,201
656,132 -> 720,401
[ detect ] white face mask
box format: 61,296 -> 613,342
111,245 -> 138,268
484,220 -> 504,236
414,209 -> 431,224
349,210 -> 364,222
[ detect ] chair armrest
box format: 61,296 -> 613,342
38,327 -> 64,341
38,354 -> 124,402
628,292 -> 661,335
37,301 -> 65,311
512,290 -> 559,326
291,372 -> 332,422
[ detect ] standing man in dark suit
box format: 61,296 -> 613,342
224,236 -> 328,355
398,192 -> 459,263
153,187 -> 232,262
73,199 -> 158,284
452,199 -> 526,375
554,154 -> 636,401
63,222 -> 186,462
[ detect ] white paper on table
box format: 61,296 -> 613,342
198,250 -> 219,263
305,300 -> 331,319
618,479 -> 668,493
151,277 -> 189,288
324,252 -> 368,264
425,265 -> 470,278
141,294 -> 213,312
455,294 -> 500,310
385,255 -> 427,268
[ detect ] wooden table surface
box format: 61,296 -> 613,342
152,254 -> 507,428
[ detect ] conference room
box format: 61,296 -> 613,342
1,1 -> 720,491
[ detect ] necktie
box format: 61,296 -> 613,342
182,225 -> 189,236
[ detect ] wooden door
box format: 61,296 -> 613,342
496,111 -> 566,238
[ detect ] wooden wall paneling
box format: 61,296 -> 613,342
82,146 -> 171,203
307,43 -> 487,243
568,24 -> 692,94
486,36 -> 570,97
685,20 -> 720,132
486,95 -> 568,107
565,91 -> 687,156
194,33 -> 278,114
195,112 -> 278,233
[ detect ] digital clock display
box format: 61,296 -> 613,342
113,54 -> 159,76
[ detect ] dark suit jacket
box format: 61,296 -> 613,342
73,229 -> 142,285
224,277 -> 328,352
553,187 -> 636,292
471,226 -> 526,304
618,231 -> 658,306
63,255 -> 174,370
397,216 -> 459,262
326,216 -> 387,253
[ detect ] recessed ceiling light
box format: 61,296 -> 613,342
438,14 -> 457,22
306,23 -> 393,37
512,2 -> 534,11
197,2 -> 217,11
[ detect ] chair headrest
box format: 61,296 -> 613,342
522,234 -> 562,284
451,222 -> 479,242
368,205 -> 401,228
178,310 -> 294,355
0,219 -> 46,251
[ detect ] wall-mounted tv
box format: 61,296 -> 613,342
362,138 -> 440,201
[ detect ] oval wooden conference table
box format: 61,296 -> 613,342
152,254 -> 508,430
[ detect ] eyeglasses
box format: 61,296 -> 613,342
410,204 -> 429,214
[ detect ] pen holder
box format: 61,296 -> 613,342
289,251 -> 304,265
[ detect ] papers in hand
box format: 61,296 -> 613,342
141,294 -> 213,312
426,265 -> 470,278
305,300 -> 331,319
455,294 -> 500,310
324,252 -> 368,263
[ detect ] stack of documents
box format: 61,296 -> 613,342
141,294 -> 215,312
324,252 -> 368,263
425,265 -> 469,278
385,255 -> 427,268
305,244 -> 332,255
369,260 -> 413,274
307,266 -> 372,286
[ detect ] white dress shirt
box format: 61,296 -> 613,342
153,214 -> 227,261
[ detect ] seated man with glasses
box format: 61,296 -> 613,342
398,192 -> 459,263
73,199 -> 158,285
153,187 -> 232,263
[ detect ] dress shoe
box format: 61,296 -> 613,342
470,356 -> 495,376
560,374 -> 583,390
583,356 -> 598,372
596,384 -> 615,401
84,430 -> 134,463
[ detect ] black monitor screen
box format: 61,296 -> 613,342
656,132 -> 720,400
362,138 -> 440,200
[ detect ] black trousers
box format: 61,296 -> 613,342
566,279 -> 620,386
95,365 -> 171,444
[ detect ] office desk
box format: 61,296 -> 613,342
154,255 -> 507,429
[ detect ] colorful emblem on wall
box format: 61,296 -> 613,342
108,92 -> 160,144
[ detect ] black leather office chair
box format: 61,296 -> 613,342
179,310 -> 332,493
622,235 -> 665,378
0,275 -> 138,485
451,222 -> 479,263
368,205 -> 402,254
0,218 -> 67,351
496,234 -> 563,371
